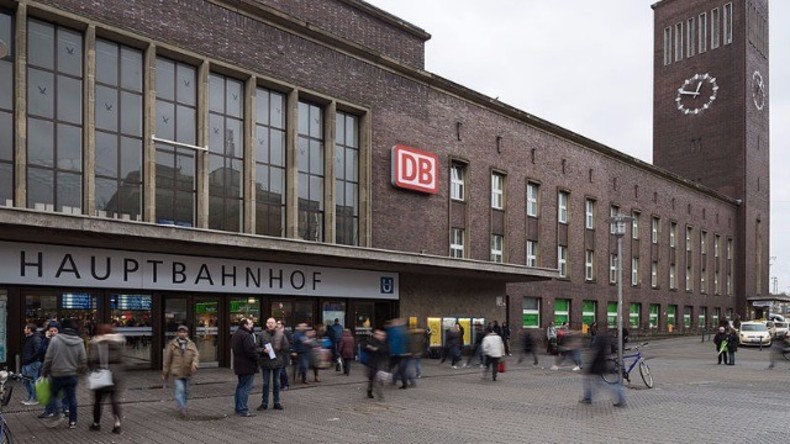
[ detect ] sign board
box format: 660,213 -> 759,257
391,144 -> 439,194
751,300 -> 772,307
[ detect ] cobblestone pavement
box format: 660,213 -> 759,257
3,336 -> 789,443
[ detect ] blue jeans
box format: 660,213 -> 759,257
235,374 -> 254,414
22,361 -> 42,401
298,353 -> 310,382
44,394 -> 68,415
173,378 -> 190,410
261,368 -> 281,406
50,375 -> 78,424
583,374 -> 625,404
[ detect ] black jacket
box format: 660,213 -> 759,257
231,327 -> 259,375
256,328 -> 289,370
22,332 -> 42,365
713,331 -> 728,350
586,333 -> 612,376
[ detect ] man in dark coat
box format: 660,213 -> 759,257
713,326 -> 729,364
365,329 -> 389,400
231,318 -> 258,417
256,317 -> 289,411
21,323 -> 42,405
580,330 -> 625,407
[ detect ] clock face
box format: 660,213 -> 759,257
752,70 -> 766,110
675,73 -> 719,115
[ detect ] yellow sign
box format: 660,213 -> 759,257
458,318 -> 471,345
427,317 -> 442,347
409,317 -> 417,329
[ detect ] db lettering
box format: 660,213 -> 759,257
391,145 -> 439,194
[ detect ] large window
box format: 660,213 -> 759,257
649,304 -> 660,329
686,226 -> 693,252
522,298 -> 540,329
298,101 -> 324,241
558,245 -> 567,278
26,19 -> 84,214
585,199 -> 595,229
450,163 -> 465,201
582,300 -> 596,328
255,87 -> 286,237
606,302 -> 617,328
526,240 -> 537,267
335,111 -> 359,245
155,57 -> 197,226
94,39 -> 143,221
491,172 -> 504,210
554,299 -> 570,325
0,11 -> 14,207
526,182 -> 539,217
450,228 -> 464,258
208,73 -> 244,232
629,303 -> 641,329
667,305 -> 677,328
558,191 -> 568,224
490,234 -> 503,263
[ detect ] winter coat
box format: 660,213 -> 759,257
22,332 -> 42,365
586,333 -> 612,376
42,329 -> 87,378
726,333 -> 739,352
257,328 -> 289,370
163,337 -> 200,379
482,333 -> 505,358
88,333 -> 126,389
231,326 -> 259,375
338,331 -> 355,359
364,337 -> 389,372
713,331 -> 729,351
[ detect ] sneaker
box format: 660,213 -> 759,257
89,423 -> 101,431
451,365 -> 458,369
236,412 -> 256,417
68,422 -> 77,429
22,399 -> 39,406
38,412 -> 55,419
613,402 -> 627,408
257,404 -> 268,411
550,365 -> 559,370
273,404 -> 283,410
462,363 -> 469,368
112,426 -> 123,435
572,366 -> 581,371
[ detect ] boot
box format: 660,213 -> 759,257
367,390 -> 374,399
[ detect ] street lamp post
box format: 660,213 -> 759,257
607,214 -> 633,387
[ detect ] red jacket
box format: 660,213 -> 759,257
338,332 -> 355,359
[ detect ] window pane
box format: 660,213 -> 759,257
95,177 -> 118,215
271,130 -> 285,166
176,64 -> 196,106
120,46 -> 143,92
209,74 -> 223,113
120,91 -> 142,137
120,136 -> 143,179
28,68 -> 55,118
95,40 -> 118,86
176,105 -> 196,144
0,164 -> 12,206
155,58 -> 175,101
0,63 -> 12,110
309,140 -> 323,174
0,112 -> 11,161
94,131 -> 118,178
155,100 -> 175,140
57,123 -> 82,172
57,75 -> 82,125
56,27 -> 82,77
226,79 -> 243,118
27,167 -> 53,208
95,85 -> 118,132
270,93 -> 284,129
28,20 -> 55,70
57,171 -> 81,211
27,118 -> 54,167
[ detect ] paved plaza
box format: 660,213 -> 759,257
4,336 -> 789,443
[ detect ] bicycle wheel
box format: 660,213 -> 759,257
0,421 -> 12,444
639,360 -> 654,388
601,358 -> 620,384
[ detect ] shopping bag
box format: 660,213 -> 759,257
35,377 -> 51,406
375,370 -> 393,384
497,360 -> 506,373
88,369 -> 114,390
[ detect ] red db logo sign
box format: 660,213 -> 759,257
391,145 -> 439,194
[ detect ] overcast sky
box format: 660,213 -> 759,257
367,0 -> 790,295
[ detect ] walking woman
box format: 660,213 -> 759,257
88,324 -> 125,434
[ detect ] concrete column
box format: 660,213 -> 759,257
143,43 -> 156,222
196,60 -> 209,229
324,101 -> 336,244
244,76 -> 256,233
83,25 -> 96,216
285,89 -> 298,239
13,5 -> 27,207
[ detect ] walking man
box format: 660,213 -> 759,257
162,325 -> 199,418
580,330 -> 626,407
41,318 -> 87,429
231,318 -> 258,417
21,323 -> 42,405
257,317 -> 288,411
482,327 -> 505,381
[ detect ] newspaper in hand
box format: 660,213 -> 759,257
264,342 -> 276,359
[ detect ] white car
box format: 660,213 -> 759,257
773,321 -> 789,338
738,322 -> 772,347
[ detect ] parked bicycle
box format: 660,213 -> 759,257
601,342 -> 654,388
1,369 -> 31,443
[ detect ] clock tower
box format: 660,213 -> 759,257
652,0 -> 769,316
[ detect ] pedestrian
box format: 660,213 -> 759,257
162,325 -> 199,418
256,317 -> 288,411
580,330 -> 626,408
726,327 -> 738,365
588,321 -> 599,347
481,327 -> 505,381
446,325 -> 462,369
21,323 -> 43,406
385,318 -> 409,389
276,319 -> 292,390
37,321 -> 68,419
338,328 -> 355,376
501,322 -> 512,356
767,331 -> 789,370
88,324 -> 125,434
364,329 -> 389,400
41,318 -> 88,429
231,318 -> 258,417
293,323 -> 310,384
713,326 -> 729,365
546,322 -> 557,354
463,326 -> 484,368
330,319 -> 343,371
518,329 -> 539,366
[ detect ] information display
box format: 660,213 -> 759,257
110,294 -> 152,311
60,293 -> 93,310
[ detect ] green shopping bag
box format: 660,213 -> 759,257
35,377 -> 51,406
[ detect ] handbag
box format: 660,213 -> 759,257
375,370 -> 393,384
497,360 -> 506,373
88,342 -> 114,390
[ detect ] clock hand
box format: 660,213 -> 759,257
695,81 -> 702,94
678,89 -> 701,97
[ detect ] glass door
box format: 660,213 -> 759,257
163,297 -> 188,346
110,294 -> 153,369
194,298 -> 219,367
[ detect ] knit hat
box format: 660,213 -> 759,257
177,325 -> 189,332
47,321 -> 61,331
